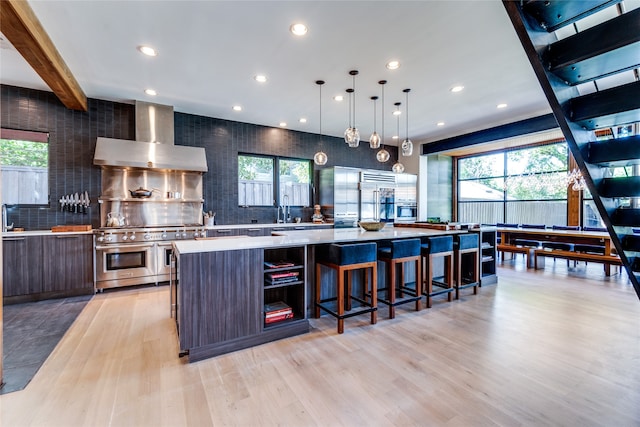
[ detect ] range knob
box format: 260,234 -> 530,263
175,232 -> 182,239
144,233 -> 152,240
129,232 -> 136,241
122,234 -> 129,241
161,231 -> 167,239
199,230 -> 207,238
105,234 -> 114,242
97,234 -> 105,242
182,232 -> 188,238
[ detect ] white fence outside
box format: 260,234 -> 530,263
238,180 -> 310,207
1,165 -> 48,205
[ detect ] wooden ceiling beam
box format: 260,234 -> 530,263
0,0 -> 87,111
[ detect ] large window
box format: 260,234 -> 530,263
1,129 -> 49,206
238,154 -> 311,207
458,143 -> 568,225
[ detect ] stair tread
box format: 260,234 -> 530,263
544,9 -> 640,85
588,135 -> 640,166
569,81 -> 640,130
611,208 -> 640,227
522,0 -> 622,32
599,176 -> 640,198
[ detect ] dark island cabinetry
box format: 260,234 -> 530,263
174,245 -> 309,362
3,233 -> 94,303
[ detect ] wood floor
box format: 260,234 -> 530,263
1,259 -> 639,426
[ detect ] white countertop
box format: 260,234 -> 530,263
173,226 -> 463,255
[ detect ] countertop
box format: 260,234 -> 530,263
173,225 -> 465,255
204,222 -> 331,230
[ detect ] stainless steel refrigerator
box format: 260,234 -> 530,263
358,170 -> 396,222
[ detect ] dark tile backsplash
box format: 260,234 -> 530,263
1,85 -> 398,229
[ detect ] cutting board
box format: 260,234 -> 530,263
51,225 -> 92,232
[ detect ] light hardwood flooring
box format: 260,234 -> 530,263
1,259 -> 639,426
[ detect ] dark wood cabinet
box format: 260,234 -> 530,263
238,227 -> 266,237
175,244 -> 309,362
3,233 -> 94,303
207,228 -> 238,238
2,235 -> 43,297
42,234 -> 93,293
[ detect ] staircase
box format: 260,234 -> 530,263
502,0 -> 640,299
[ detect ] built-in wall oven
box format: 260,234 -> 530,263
395,203 -> 417,223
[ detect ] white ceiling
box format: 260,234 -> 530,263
0,0 -> 553,146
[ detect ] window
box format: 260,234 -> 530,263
238,154 -> 311,207
1,129 -> 49,205
458,142 -> 568,225
278,158 -> 311,207
238,154 -> 274,206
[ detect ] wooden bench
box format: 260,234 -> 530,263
533,248 -> 622,273
497,243 -> 536,267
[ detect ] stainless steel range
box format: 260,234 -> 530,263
94,226 -> 206,291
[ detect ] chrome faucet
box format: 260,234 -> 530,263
2,204 -> 12,232
278,194 -> 290,223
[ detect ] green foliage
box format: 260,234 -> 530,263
238,155 -> 273,181
0,139 -> 48,167
279,159 -> 310,184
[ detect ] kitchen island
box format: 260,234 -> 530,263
172,226 -> 465,362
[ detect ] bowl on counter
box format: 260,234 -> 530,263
358,221 -> 386,231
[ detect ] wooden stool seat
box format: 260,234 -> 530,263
315,242 -> 377,334
377,238 -> 422,319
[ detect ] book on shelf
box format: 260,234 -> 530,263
266,271 -> 300,285
264,260 -> 295,269
264,301 -> 293,323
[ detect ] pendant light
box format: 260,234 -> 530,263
369,96 -> 381,149
392,101 -> 405,173
313,80 -> 327,166
376,80 -> 390,163
344,70 -> 360,147
401,88 -> 413,156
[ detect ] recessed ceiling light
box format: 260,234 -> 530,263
232,105 -> 242,111
254,75 -> 267,83
138,45 -> 157,57
497,103 -> 508,109
333,95 -> 344,102
144,89 -> 157,96
386,60 -> 400,70
450,85 -> 464,93
290,23 -> 308,36
279,122 -> 287,127
299,118 -> 307,123
437,121 -> 445,126
393,110 -> 402,116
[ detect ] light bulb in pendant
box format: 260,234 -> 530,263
401,138 -> 413,156
369,131 -> 380,149
314,151 -> 327,166
377,148 -> 390,163
392,161 -> 405,174
344,127 -> 360,147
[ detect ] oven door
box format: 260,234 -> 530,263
95,242 -> 156,289
156,242 -> 175,283
395,204 -> 417,223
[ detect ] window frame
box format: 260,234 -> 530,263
0,128 -> 50,207
238,153 -> 313,208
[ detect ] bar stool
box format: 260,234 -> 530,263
421,235 -> 454,308
315,242 -> 377,334
376,238 -> 422,319
453,233 -> 479,300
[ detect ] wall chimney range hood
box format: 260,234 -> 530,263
93,101 -> 208,172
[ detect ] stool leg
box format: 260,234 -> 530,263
455,250 -> 461,300
414,258 -> 421,311
446,254 -> 453,302
345,269 -> 353,311
388,260 -> 396,319
337,267 -> 345,334
315,263 -> 322,318
426,255 -> 433,308
369,265 -> 377,325
473,251 -> 479,295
